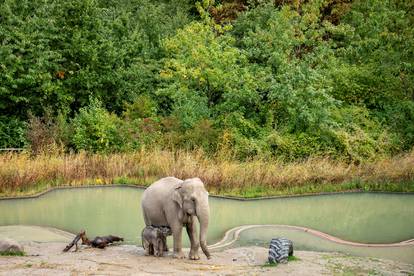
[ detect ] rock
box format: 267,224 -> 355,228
268,237 -> 293,264
0,238 -> 24,254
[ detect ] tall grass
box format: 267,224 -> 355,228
1,149 -> 413,197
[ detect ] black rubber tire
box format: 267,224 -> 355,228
268,237 -> 293,264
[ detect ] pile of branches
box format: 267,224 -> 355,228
63,230 -> 123,252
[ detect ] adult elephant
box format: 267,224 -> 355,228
141,177 -> 211,260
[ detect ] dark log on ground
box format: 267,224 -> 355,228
63,230 -> 123,252
63,230 -> 86,252
81,234 -> 124,249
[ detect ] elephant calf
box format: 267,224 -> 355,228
141,225 -> 172,257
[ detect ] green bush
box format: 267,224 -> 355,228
0,116 -> 27,148
123,95 -> 158,120
72,99 -> 131,153
160,118 -> 219,152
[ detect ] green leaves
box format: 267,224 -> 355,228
161,22 -> 262,122
72,99 -> 124,153
0,0 -> 412,161
0,116 -> 27,148
0,0 -> 193,119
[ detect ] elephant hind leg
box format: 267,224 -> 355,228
143,240 -> 150,256
149,244 -> 154,256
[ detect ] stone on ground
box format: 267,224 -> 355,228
0,238 -> 24,254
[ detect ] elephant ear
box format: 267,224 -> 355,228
172,185 -> 183,209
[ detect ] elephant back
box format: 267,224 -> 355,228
142,177 -> 183,199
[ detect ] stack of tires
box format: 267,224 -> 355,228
268,237 -> 293,264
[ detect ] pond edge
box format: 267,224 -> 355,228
208,225 -> 414,250
1,184 -> 414,201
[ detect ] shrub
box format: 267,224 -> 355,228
72,99 -> 130,153
161,119 -> 219,152
123,95 -> 158,120
0,116 -> 27,148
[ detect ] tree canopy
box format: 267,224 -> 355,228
1,0 -> 413,162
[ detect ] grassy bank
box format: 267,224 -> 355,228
1,149 -> 413,198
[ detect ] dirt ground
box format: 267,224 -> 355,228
0,226 -> 413,275
1,242 -> 413,276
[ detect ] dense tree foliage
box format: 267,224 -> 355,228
0,0 -> 193,117
0,0 -> 413,161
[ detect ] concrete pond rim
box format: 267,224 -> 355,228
1,183 -> 414,201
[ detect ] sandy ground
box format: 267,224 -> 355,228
1,242 -> 414,275
0,226 -> 413,275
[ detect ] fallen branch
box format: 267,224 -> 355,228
63,230 -> 123,252
82,234 -> 124,249
63,230 -> 85,252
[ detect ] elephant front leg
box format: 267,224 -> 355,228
186,218 -> 200,260
172,226 -> 185,259
155,238 -> 163,257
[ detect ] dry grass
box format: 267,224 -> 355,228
0,148 -> 413,197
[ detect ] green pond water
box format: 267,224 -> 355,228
0,187 -> 413,263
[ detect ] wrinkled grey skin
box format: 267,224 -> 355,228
141,226 -> 171,257
141,177 -> 211,260
158,226 -> 172,252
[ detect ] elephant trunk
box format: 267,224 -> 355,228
196,198 -> 211,259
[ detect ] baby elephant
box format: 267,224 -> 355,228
141,226 -> 172,257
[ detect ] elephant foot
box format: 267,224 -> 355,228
189,253 -> 200,260
173,251 -> 185,259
